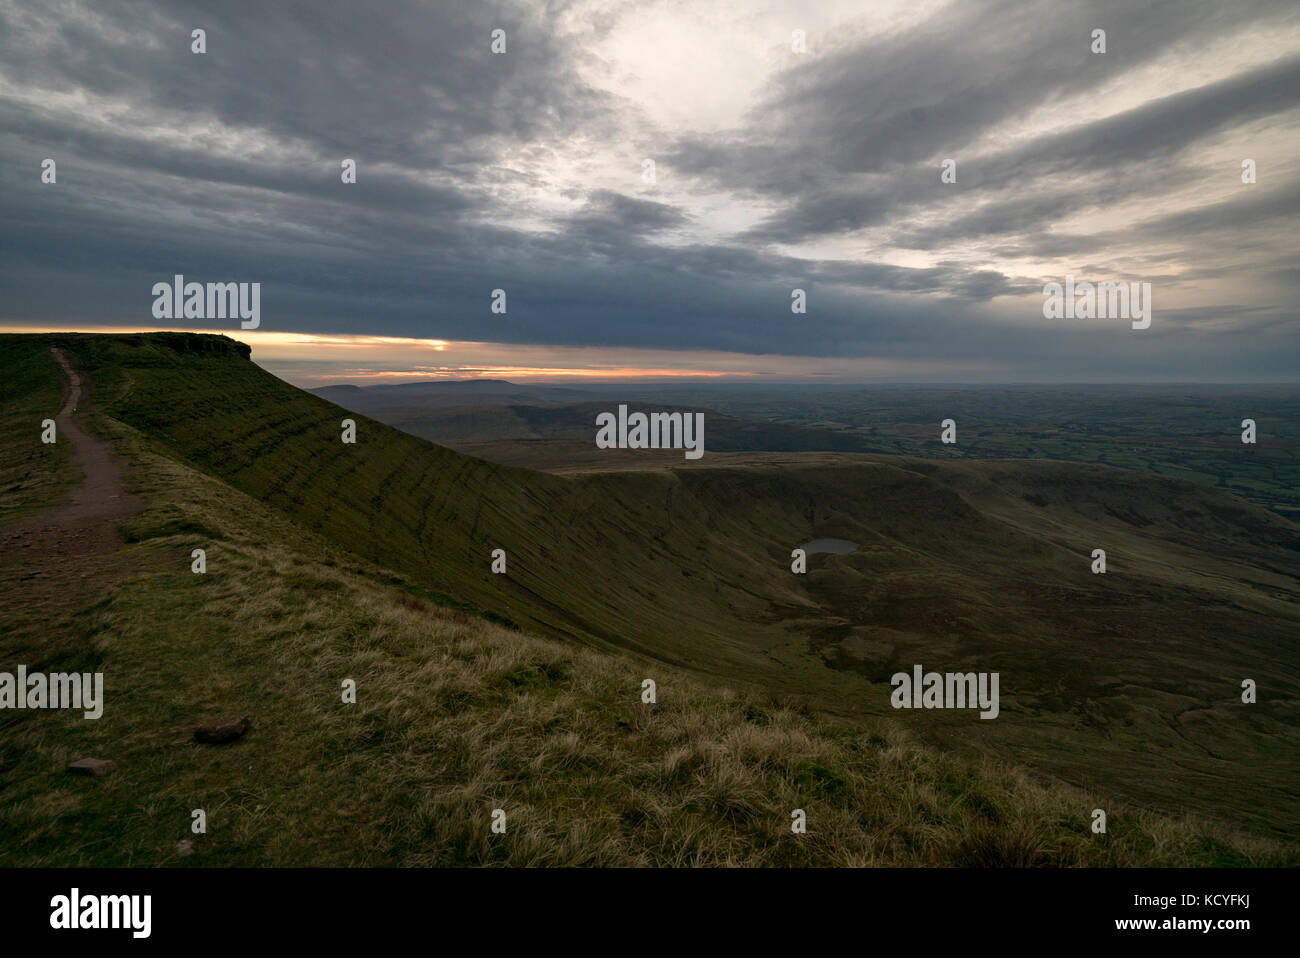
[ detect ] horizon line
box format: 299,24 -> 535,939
4,326 -> 1298,387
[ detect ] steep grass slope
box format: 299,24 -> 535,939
0,339 -> 1290,866
3,333 -> 1297,837
44,334 -> 1042,677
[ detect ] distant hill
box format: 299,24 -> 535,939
312,385 -> 889,454
311,379 -> 599,409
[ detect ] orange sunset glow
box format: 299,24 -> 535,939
5,325 -> 994,385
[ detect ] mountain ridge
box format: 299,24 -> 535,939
4,332 -> 1297,838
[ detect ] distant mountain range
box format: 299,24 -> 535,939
310,380 -> 886,454
312,379 -> 600,407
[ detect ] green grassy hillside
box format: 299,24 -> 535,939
0,340 -> 76,525
0,340 -> 1290,865
3,332 -> 1297,843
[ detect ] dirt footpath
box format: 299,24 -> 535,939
0,347 -> 141,583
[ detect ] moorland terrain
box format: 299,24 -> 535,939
2,333 -> 1296,865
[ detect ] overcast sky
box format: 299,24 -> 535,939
3,0 -> 1298,383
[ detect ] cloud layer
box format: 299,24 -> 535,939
3,0 -> 1298,379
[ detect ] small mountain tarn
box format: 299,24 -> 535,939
799,538 -> 858,555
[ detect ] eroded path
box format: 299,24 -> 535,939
0,348 -> 141,587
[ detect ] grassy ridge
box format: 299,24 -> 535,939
0,395 -> 1288,866
51,333 -> 1058,679
3,333 -> 1298,840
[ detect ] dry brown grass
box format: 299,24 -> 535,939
0,412 -> 1293,868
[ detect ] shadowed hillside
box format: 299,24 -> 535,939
309,388 -> 884,454
4,343 -> 1286,867
3,332 -> 1298,841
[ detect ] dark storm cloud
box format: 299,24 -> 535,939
563,190 -> 692,247
0,0 -> 612,165
1,0 -> 1298,378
